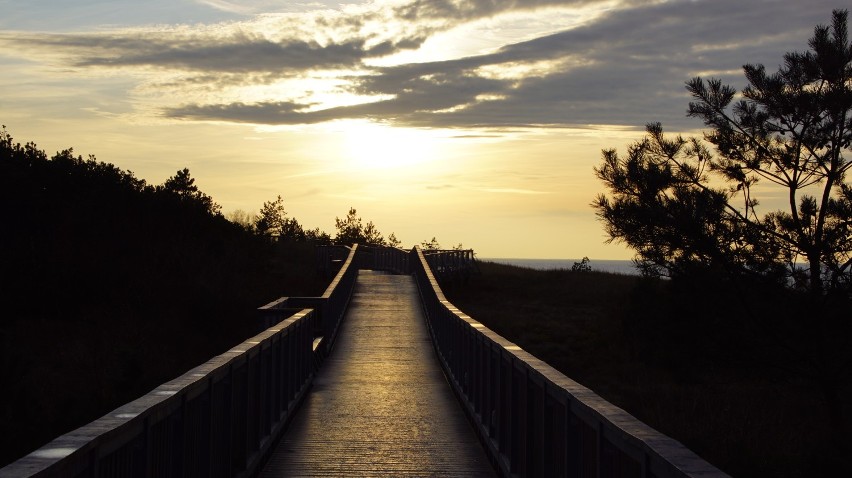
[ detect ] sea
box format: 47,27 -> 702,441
480,258 -> 639,276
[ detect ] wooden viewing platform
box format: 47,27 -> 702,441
259,270 -> 495,477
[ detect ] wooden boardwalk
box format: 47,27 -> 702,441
258,270 -> 496,477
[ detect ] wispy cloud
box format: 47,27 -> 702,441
7,32 -> 396,73
192,0 -> 288,15
391,0 -> 593,22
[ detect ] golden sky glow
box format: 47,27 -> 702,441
0,0 -> 835,259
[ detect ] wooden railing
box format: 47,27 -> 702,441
261,244 -> 360,357
315,244 -> 410,275
314,245 -> 350,277
422,248 -> 479,281
411,246 -> 731,478
0,246 -> 361,478
366,245 -> 411,274
0,310 -> 317,478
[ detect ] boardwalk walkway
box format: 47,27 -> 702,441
259,270 -> 496,477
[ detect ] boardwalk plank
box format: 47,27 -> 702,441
259,271 -> 496,478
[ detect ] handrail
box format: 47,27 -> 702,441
314,245 -> 350,277
422,248 -> 479,281
0,309 -> 318,478
368,245 -> 411,274
410,246 -> 731,478
315,244 -> 410,275
259,244 -> 360,356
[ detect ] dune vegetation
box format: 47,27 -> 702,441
441,260 -> 851,478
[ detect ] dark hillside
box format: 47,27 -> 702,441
0,128 -> 326,466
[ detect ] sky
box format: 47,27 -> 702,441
0,0 -> 840,259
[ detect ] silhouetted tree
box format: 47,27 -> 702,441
386,233 -> 402,248
334,207 -> 361,245
361,221 -> 384,245
594,9 -> 852,294
160,168 -> 221,215
226,209 -> 256,230
334,207 -> 388,246
254,195 -> 321,242
304,227 -> 332,245
420,238 -> 467,251
421,237 -> 441,250
255,195 -> 288,237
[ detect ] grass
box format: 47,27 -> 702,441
441,260 -> 851,478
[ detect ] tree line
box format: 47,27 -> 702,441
230,195 -> 462,251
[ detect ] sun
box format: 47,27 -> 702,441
340,120 -> 440,171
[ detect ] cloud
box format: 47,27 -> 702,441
166,100 -> 312,123
1,0 -> 841,131
0,1 -> 441,74
350,0 -> 839,129
4,30 -> 422,74
392,0 -> 594,22
192,0 -> 287,15
164,68 -> 511,124
156,0 -> 840,130
0,0 -> 242,32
